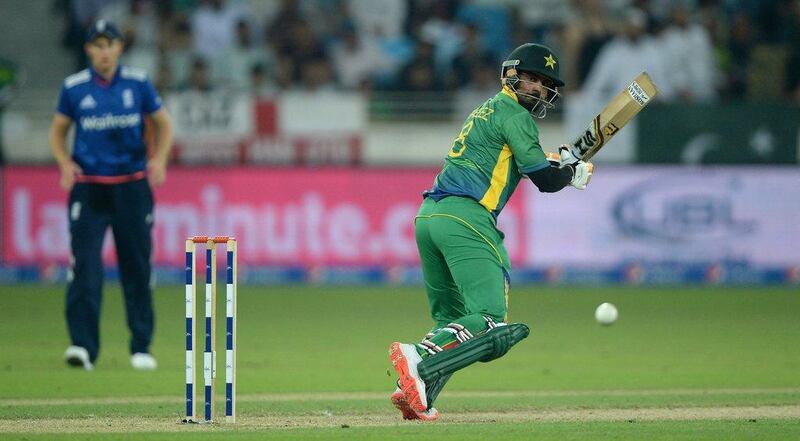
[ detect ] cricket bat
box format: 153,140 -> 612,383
571,72 -> 659,161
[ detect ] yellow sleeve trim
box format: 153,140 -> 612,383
478,144 -> 512,212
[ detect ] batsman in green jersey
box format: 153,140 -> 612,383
389,43 -> 594,421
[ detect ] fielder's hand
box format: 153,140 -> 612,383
59,160 -> 83,191
147,157 -> 168,187
559,145 -> 593,190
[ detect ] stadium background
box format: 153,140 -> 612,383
1,0 -> 798,285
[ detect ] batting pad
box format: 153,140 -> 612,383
425,373 -> 452,410
417,323 -> 530,383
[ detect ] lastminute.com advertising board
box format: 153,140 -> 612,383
3,166 -> 799,285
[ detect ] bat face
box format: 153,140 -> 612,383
572,72 -> 659,161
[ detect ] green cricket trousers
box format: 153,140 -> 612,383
415,195 -> 511,333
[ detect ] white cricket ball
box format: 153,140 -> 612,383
595,302 -> 618,325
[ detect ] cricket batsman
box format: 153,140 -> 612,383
389,43 -> 593,420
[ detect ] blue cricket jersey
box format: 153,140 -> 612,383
56,65 -> 162,177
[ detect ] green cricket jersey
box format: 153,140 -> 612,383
424,86 -> 550,218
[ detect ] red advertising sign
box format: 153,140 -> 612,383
2,167 -> 528,267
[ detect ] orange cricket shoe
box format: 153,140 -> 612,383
389,342 -> 428,414
391,387 -> 440,421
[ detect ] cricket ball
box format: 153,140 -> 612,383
595,302 -> 618,326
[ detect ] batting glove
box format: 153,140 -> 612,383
559,145 -> 593,190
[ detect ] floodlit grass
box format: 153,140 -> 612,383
1,284 -> 798,440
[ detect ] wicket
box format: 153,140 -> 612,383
184,236 -> 237,424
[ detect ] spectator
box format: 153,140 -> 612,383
660,4 -> 718,102
182,56 -> 214,92
330,23 -> 382,90
153,60 -> 173,94
695,0 -> 729,65
96,1 -> 132,32
299,58 -> 336,92
213,19 -> 273,90
123,0 -> 160,49
191,0 -> 243,60
160,16 -> 194,89
284,21 -> 327,84
456,1 -> 513,61
419,0 -> 466,78
0,57 -> 19,165
265,0 -> 305,59
563,0 -> 613,88
92,0 -> 165,70
250,63 -> 277,97
569,8 -> 674,162
120,24 -> 158,79
753,0 -> 791,44
785,0 -> 800,102
513,0 -> 573,43
347,0 -> 407,39
304,1 -> 352,46
273,54 -> 295,90
397,41 -> 441,92
581,8 -> 674,103
371,35 -> 415,89
725,12 -> 754,100
450,23 -> 492,89
454,56 -> 501,118
48,0 -> 796,105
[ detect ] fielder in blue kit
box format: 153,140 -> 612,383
49,20 -> 173,370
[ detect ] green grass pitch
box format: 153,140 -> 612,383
1,284 -> 799,440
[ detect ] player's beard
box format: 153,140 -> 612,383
516,91 -> 547,118
518,92 -> 541,111
515,87 -> 559,118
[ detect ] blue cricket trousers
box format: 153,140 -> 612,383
65,178 -> 154,362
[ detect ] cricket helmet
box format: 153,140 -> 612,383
501,43 -> 564,87
501,43 -> 563,118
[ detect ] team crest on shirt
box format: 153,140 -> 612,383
123,89 -> 134,108
79,95 -> 97,109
